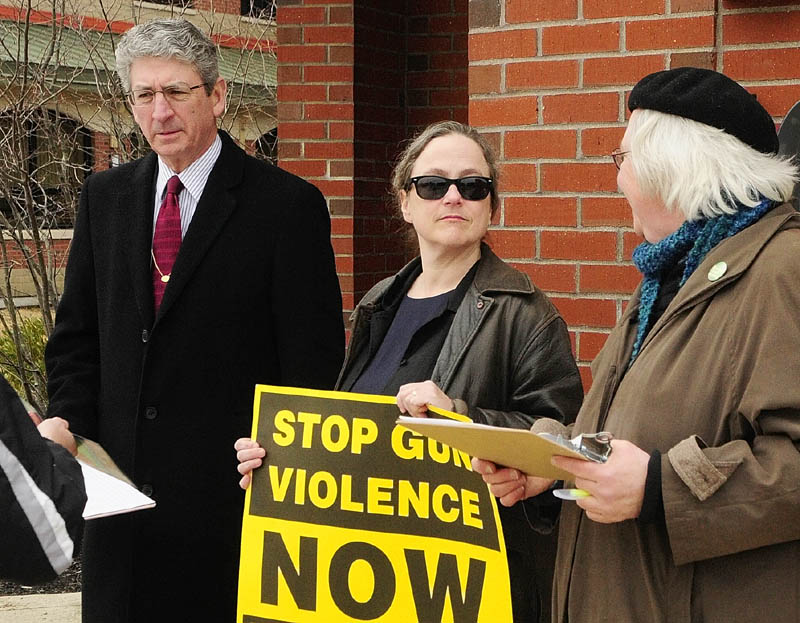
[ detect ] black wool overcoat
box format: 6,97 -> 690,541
45,130 -> 345,622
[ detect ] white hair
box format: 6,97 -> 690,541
628,109 -> 799,221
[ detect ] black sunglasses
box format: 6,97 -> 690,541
406,175 -> 493,201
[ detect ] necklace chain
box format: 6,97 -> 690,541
151,248 -> 170,283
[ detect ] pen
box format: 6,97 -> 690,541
552,488 -> 591,500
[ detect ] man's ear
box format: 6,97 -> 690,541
211,78 -> 227,119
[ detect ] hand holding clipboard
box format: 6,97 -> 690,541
396,414 -> 612,483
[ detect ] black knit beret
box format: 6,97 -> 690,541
628,67 -> 779,154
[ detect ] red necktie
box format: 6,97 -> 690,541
152,175 -> 183,311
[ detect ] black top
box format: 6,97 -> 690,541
349,261 -> 479,396
352,291 -> 448,394
649,257 -> 685,331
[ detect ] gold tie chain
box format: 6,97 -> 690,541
151,248 -> 170,283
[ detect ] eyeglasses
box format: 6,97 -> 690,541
611,148 -> 630,170
127,83 -> 207,107
406,176 -> 493,201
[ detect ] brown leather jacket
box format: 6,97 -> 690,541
337,243 -> 583,431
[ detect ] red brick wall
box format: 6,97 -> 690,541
276,0 -> 358,320
468,0 -> 800,387
406,1 -> 469,132
350,0 -> 469,302
1,239 -> 71,271
351,1 -> 406,302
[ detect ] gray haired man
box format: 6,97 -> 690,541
45,19 -> 344,622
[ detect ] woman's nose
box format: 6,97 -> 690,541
442,182 -> 462,202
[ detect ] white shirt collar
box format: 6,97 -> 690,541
155,133 -> 222,203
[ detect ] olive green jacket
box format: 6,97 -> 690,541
554,202 -> 800,623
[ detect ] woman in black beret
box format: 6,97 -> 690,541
473,67 -> 800,622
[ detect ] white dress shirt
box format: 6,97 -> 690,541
152,134 -> 222,239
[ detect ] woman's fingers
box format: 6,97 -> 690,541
237,447 -> 266,463
488,478 -> 525,499
471,457 -> 496,474
396,381 -> 451,417
237,457 -> 263,475
235,438 -> 266,490
234,437 -> 260,451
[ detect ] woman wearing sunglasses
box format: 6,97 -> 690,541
237,120 -> 582,622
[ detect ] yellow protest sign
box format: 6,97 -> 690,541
237,385 -> 512,623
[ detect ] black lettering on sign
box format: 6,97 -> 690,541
328,542 -> 396,620
253,395 -> 499,551
405,550 -> 486,623
261,531 -> 317,611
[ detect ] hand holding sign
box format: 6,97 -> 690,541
396,380 -> 454,418
234,438 -> 266,489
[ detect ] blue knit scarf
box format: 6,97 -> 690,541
629,198 -> 773,366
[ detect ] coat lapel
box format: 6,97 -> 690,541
125,152 -> 158,329
432,246 -> 531,387
154,132 -> 245,322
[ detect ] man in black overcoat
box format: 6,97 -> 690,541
44,18 -> 344,622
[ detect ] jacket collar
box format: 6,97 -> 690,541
472,242 -> 534,295
362,242 -> 534,310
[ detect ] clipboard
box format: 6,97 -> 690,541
396,416 -> 601,481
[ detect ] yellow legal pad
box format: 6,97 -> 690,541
396,416 -> 589,481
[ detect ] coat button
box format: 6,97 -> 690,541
476,300 -> 485,309
141,329 -> 149,343
141,484 -> 154,497
144,406 -> 157,420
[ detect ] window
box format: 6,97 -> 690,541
0,110 -> 92,228
242,0 -> 275,20
255,128 -> 278,165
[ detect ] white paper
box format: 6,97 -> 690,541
79,460 -> 156,520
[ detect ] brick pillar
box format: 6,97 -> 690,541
276,0 -> 357,328
277,0 -> 469,329
92,131 -> 111,172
